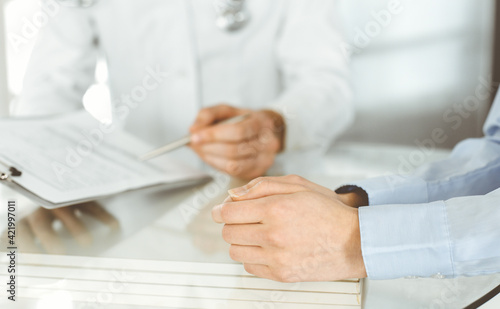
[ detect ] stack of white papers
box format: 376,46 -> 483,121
0,253 -> 363,308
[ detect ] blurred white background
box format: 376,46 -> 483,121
0,0 -> 496,148
336,0 -> 495,148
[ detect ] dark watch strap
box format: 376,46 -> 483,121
335,185 -> 369,206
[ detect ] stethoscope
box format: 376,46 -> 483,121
55,0 -> 250,32
213,0 -> 249,31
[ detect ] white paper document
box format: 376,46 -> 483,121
0,111 -> 209,206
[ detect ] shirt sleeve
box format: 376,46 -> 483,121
352,94 -> 500,205
14,5 -> 98,117
270,0 -> 353,152
359,187 -> 500,279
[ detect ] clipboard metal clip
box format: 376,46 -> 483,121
0,167 -> 22,181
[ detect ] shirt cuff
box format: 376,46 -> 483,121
358,201 -> 454,279
268,104 -> 311,152
353,175 -> 429,206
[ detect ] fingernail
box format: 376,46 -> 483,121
191,134 -> 201,144
223,196 -> 233,203
228,186 -> 248,198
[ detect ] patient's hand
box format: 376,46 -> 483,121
190,104 -> 285,180
212,175 -> 367,282
1,202 -> 119,254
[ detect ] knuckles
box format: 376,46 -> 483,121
270,251 -> 289,268
271,267 -> 299,283
216,103 -> 234,111
224,159 -> 244,176
237,142 -> 258,157
202,104 -> 233,114
225,145 -> 241,158
252,177 -> 266,185
243,263 -> 256,275
228,245 -> 242,261
221,225 -> 232,243
232,125 -> 248,141
283,174 -> 307,184
266,201 -> 288,221
251,176 -> 277,191
219,204 -> 233,224
264,227 -> 286,247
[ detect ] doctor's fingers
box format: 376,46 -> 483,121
193,142 -> 259,160
190,104 -> 246,131
192,114 -> 272,144
192,130 -> 280,159
26,208 -> 66,254
191,121 -> 256,144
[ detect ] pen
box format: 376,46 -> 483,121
139,113 -> 250,161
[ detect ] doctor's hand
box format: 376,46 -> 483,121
190,104 -> 285,180
211,175 -> 367,282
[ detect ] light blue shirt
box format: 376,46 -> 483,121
353,95 -> 500,280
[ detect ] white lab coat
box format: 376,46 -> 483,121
16,0 -> 352,166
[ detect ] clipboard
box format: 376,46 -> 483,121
0,111 -> 212,209
0,161 -> 212,209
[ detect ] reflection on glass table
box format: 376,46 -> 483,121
1,202 -> 120,255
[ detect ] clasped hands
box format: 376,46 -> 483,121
212,175 -> 367,282
189,104 -> 284,180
